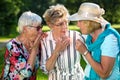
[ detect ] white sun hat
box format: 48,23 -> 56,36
69,2 -> 109,28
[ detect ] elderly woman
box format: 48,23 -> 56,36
40,4 -> 85,80
69,2 -> 120,80
2,11 -> 44,80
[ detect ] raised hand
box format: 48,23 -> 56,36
55,36 -> 70,53
75,39 -> 87,54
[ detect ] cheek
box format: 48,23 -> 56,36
31,30 -> 38,36
77,22 -> 82,29
77,24 -> 81,30
82,28 -> 90,34
79,25 -> 88,34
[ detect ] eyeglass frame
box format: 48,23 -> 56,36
51,20 -> 69,27
28,24 -> 43,31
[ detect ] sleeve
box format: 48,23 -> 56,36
101,34 -> 119,57
75,31 -> 85,43
74,31 -> 88,64
6,41 -> 32,78
3,48 -> 11,78
40,40 -> 48,74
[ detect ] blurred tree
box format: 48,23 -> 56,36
66,0 -> 120,24
0,0 -> 120,36
101,0 -> 120,24
0,0 -> 22,36
18,0 -> 50,24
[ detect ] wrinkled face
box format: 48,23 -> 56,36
51,18 -> 69,37
24,23 -> 43,40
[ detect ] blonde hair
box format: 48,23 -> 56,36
43,4 -> 69,24
18,11 -> 42,33
83,20 -> 101,33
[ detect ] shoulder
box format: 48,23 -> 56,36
69,30 -> 80,34
102,34 -> 118,48
69,30 -> 81,37
41,31 -> 54,42
6,38 -> 16,50
69,30 -> 85,43
101,34 -> 119,57
104,34 -> 117,42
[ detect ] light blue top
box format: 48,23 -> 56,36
84,34 -> 120,80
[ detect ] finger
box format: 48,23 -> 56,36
43,32 -> 48,38
37,34 -> 41,41
34,34 -> 42,46
38,28 -> 43,33
63,39 -> 70,47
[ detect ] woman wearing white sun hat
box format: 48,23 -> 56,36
69,2 -> 120,80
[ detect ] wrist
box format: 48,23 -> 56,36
83,50 -> 88,56
53,50 -> 59,56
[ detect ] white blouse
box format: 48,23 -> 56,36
40,30 -> 85,80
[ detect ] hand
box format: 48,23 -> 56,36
33,32 -> 47,47
31,34 -> 41,51
75,39 -> 87,54
55,36 -> 70,53
39,32 -> 48,40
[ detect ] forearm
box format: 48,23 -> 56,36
27,48 -> 37,70
46,50 -> 59,72
85,52 -> 114,78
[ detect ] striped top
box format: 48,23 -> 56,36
40,30 -> 85,80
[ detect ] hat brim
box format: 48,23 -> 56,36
68,13 -> 82,21
69,13 -> 109,29
68,13 -> 102,23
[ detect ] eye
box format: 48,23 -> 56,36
28,25 -> 43,31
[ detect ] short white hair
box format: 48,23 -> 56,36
18,11 -> 42,33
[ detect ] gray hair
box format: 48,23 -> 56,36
18,11 -> 42,33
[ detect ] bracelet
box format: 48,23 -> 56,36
83,50 -> 88,56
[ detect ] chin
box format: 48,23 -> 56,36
31,36 -> 37,41
82,32 -> 87,35
62,33 -> 67,36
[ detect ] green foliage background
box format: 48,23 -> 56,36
0,0 -> 120,36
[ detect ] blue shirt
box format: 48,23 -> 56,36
84,34 -> 120,80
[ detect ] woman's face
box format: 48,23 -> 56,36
77,20 -> 89,34
25,24 -> 43,41
51,18 -> 69,37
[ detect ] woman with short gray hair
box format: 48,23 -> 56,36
2,11 -> 45,80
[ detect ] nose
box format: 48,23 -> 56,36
62,22 -> 68,29
77,21 -> 82,28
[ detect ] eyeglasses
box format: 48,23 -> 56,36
53,21 -> 68,27
28,24 -> 43,31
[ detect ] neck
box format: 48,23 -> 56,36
16,33 -> 33,50
90,28 -> 104,42
52,31 -> 61,41
17,33 -> 29,43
